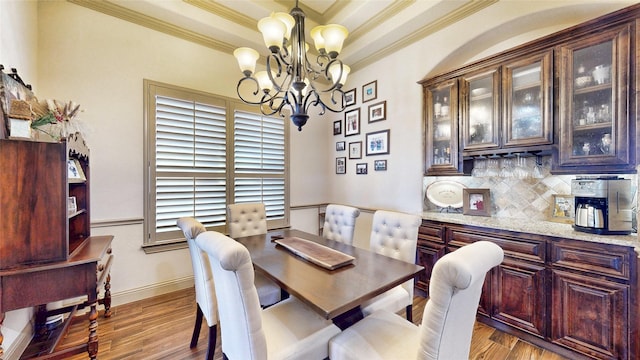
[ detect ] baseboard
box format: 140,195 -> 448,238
110,276 -> 194,307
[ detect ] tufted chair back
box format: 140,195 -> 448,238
364,210 -> 421,319
322,204 -> 361,245
195,230 -> 265,360
176,217 -> 218,360
226,202 -> 282,307
227,202 -> 268,238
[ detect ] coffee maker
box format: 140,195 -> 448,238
571,176 -> 633,235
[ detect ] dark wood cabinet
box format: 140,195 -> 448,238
417,219 -> 638,360
420,4 -> 640,174
555,23 -> 634,173
415,221 -> 446,294
446,225 -> 548,339
424,80 -> 462,175
0,136 -> 112,359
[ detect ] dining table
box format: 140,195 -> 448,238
233,228 -> 424,329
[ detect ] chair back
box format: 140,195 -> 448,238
418,241 -> 504,360
227,202 -> 267,238
322,204 -> 361,245
176,217 -> 217,327
196,231 -> 266,360
369,210 -> 421,298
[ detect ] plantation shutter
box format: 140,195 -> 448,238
233,110 -> 286,222
154,95 -> 228,242
144,80 -> 289,250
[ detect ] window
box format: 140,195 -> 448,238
143,80 -> 288,251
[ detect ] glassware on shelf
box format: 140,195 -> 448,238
499,155 -> 515,178
471,156 -> 487,177
485,156 -> 500,177
532,155 -> 544,179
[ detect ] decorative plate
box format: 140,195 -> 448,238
426,180 -> 466,208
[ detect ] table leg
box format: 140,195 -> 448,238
103,273 -> 112,318
87,301 -> 99,359
331,307 -> 364,330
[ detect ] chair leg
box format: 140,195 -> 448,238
405,304 -> 413,322
206,324 -> 217,360
190,305 -> 204,348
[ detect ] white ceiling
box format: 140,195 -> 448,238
67,0 -> 496,71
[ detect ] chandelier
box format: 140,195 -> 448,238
233,1 -> 350,131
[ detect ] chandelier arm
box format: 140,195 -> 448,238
266,53 -> 292,93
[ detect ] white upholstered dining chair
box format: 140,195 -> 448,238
321,204 -> 361,245
195,230 -> 341,360
329,241 -> 504,360
227,202 -> 282,307
361,210 -> 421,321
176,217 -> 217,360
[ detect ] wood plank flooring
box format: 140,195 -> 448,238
58,288 -> 567,360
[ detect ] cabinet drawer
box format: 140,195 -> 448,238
97,247 -> 113,288
419,222 -> 444,244
551,240 -> 631,280
448,227 -> 545,263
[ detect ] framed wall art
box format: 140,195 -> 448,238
374,159 -> 387,171
336,157 -> 346,174
348,141 -> 362,159
356,163 -> 368,175
550,194 -> 575,223
344,108 -> 360,136
333,120 -> 342,135
362,80 -> 377,103
365,129 -> 390,156
344,88 -> 356,106
463,188 -> 491,216
368,100 -> 386,123
336,141 -> 345,151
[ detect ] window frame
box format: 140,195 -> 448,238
143,80 -> 289,252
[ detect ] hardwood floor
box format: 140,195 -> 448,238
58,288 -> 567,360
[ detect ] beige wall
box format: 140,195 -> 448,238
1,0 -> 637,355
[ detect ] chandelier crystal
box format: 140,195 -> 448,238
234,1 -> 350,131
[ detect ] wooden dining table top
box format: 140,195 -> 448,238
233,228 -> 424,320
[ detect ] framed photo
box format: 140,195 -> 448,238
344,108 -> 360,137
333,120 -> 342,135
344,88 -> 356,107
67,159 -> 86,182
336,157 -> 346,174
368,100 -> 386,123
362,80 -> 377,103
463,188 -> 491,216
356,163 -> 368,175
374,159 -> 387,171
68,196 -> 77,215
550,194 -> 575,223
336,141 -> 345,151
348,141 -> 362,159
365,129 -> 390,156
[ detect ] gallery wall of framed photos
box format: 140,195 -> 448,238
334,80 -> 390,175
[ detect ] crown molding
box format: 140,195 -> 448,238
183,0 -> 256,30
68,0 -> 237,54
349,0 -> 498,71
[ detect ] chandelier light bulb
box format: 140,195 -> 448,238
258,15 -> 287,52
273,12 -> 295,41
255,71 -> 274,93
321,24 -> 348,58
310,25 -> 326,53
329,63 -> 350,87
233,47 -> 260,76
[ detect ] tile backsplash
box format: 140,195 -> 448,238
423,156 -> 638,222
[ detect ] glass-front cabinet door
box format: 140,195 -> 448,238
424,80 -> 461,175
461,68 -> 500,152
503,51 -> 553,147
556,24 -> 632,171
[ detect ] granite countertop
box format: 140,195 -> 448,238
422,211 -> 639,250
